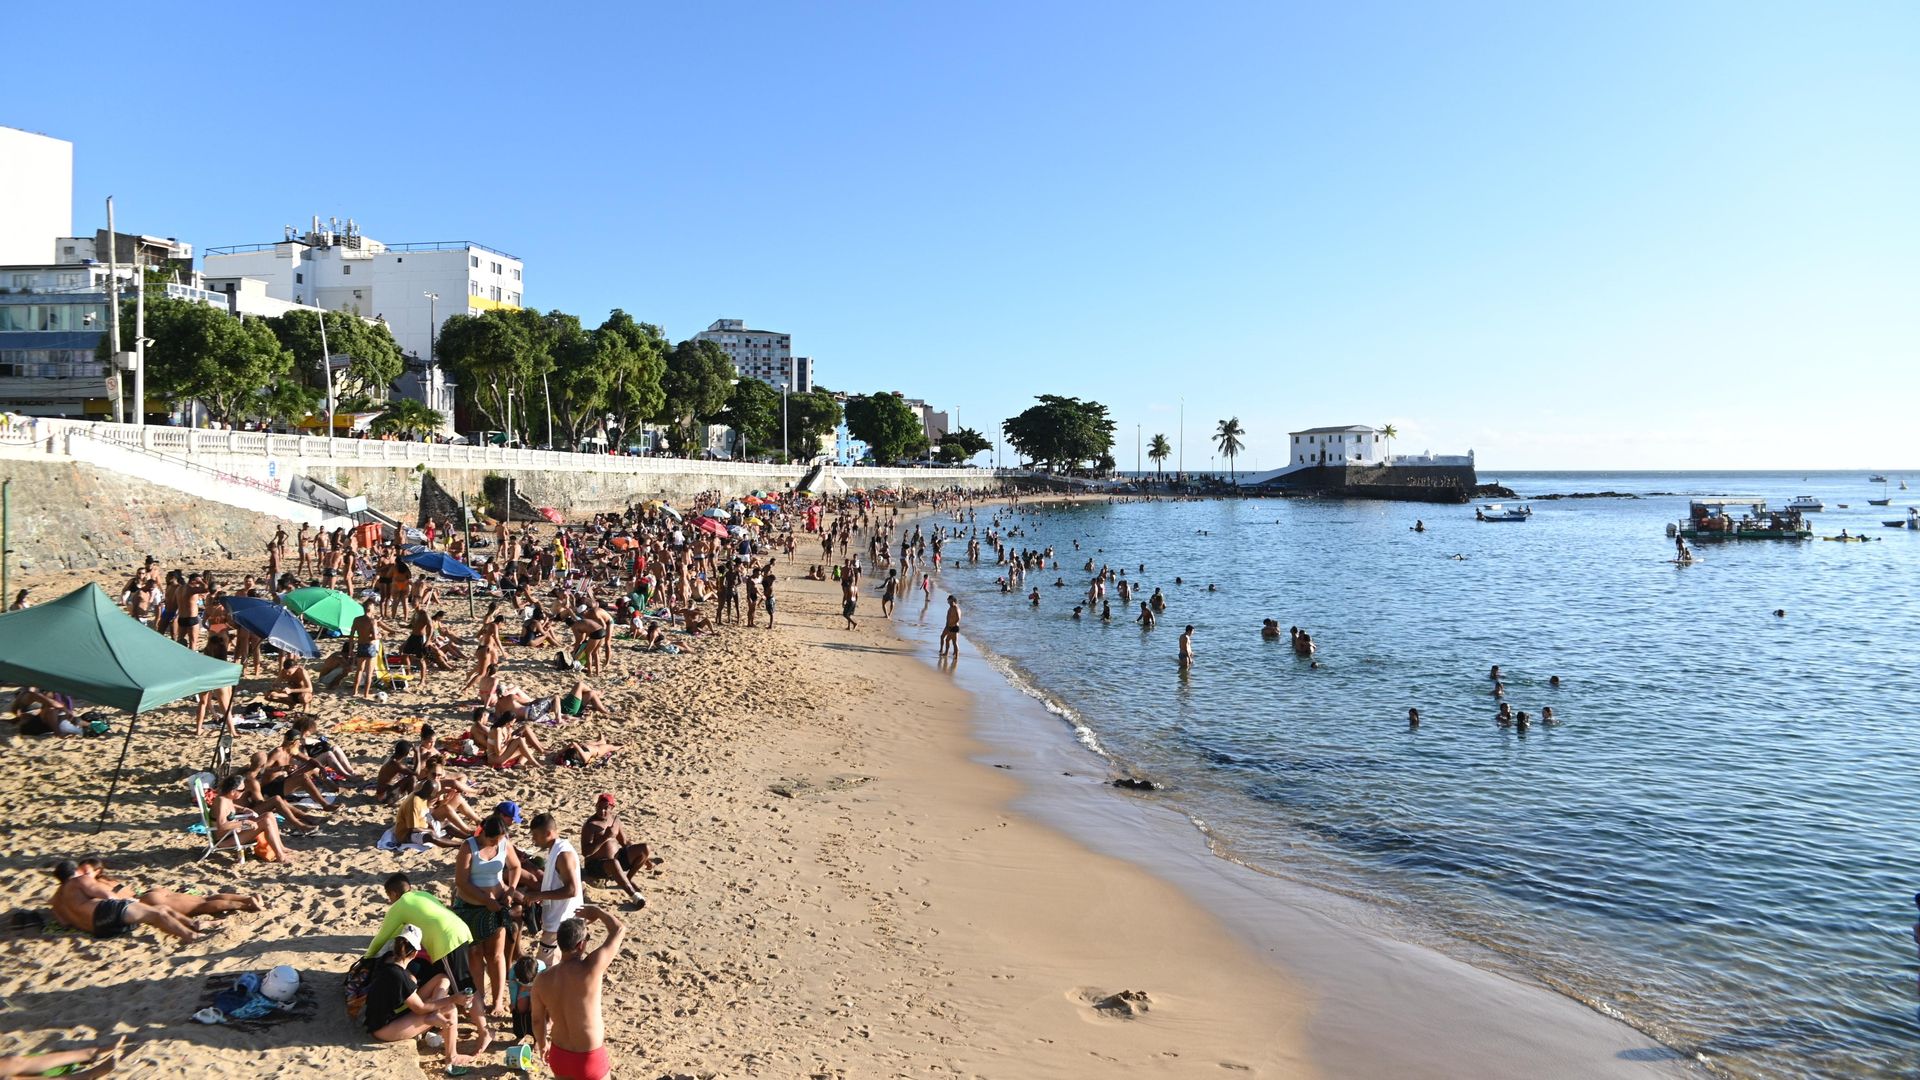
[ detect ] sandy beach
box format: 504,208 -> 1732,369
0,519 -> 1318,1078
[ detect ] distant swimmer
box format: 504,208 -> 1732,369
1101,602 -> 1112,622
1290,628 -> 1315,657
1541,706 -> 1558,726
1413,520 -> 1426,532
1497,702 -> 1513,727
1261,619 -> 1281,640
1549,676 -> 1561,688
1493,682 -> 1505,698
1489,665 -> 1502,681
1150,589 -> 1166,613
1408,708 -> 1421,729
1174,577 -> 1183,586
1207,583 -> 1217,592
1515,711 -> 1531,732
1072,606 -> 1083,620
1138,602 -> 1156,630
1178,625 -> 1195,670
1028,588 -> 1041,607
1773,609 -> 1787,618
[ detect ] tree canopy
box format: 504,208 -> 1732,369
658,339 -> 736,451
785,387 -> 844,460
265,309 -> 404,406
435,308 -> 552,437
716,376 -> 781,458
844,393 -> 927,464
936,425 -> 992,464
1000,395 -> 1115,472
1147,433 -> 1172,480
129,296 -> 296,427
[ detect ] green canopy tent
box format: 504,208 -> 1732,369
0,584 -> 241,828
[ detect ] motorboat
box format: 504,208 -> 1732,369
1784,494 -> 1824,512
1671,499 -> 1811,541
1475,503 -> 1532,522
1869,474 -> 1888,483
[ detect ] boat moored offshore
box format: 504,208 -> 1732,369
1784,494 -> 1824,512
1475,503 -> 1532,522
1671,499 -> 1811,541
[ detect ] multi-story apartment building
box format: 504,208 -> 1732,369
694,318 -> 814,392
203,218 -> 521,417
0,126 -> 71,266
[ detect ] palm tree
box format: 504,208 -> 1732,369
1377,423 -> 1398,463
1147,433 -> 1172,484
1213,417 -> 1246,485
371,398 -> 445,440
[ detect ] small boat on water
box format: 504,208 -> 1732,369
1869,498 -> 1892,506
1475,503 -> 1532,522
1784,494 -> 1824,512
1882,508 -> 1920,530
1869,474 -> 1888,483
1670,499 -> 1811,541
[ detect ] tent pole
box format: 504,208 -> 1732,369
95,714 -> 139,832
1,478 -> 10,607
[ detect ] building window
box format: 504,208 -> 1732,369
511,268 -> 520,280
295,272 -> 304,284
342,264 -> 351,275
469,280 -> 480,296
471,255 -> 480,268
490,261 -> 501,275
508,292 -> 520,305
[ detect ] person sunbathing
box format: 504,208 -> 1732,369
264,653 -> 314,708
242,751 -> 326,832
392,779 -> 464,849
580,793 -> 653,909
9,686 -> 78,736
0,1035 -> 123,1078
430,780 -> 484,835
290,716 -> 364,784
677,605 -> 712,634
263,732 -> 341,806
211,773 -> 295,862
374,740 -> 418,804
55,856 -> 261,934
550,741 -> 621,768
484,713 -> 547,768
559,677 -> 615,721
51,859 -> 205,943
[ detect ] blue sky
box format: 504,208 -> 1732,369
10,1 -> 1917,468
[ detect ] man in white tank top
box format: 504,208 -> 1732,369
526,812 -> 582,964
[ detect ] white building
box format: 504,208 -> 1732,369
695,318 -> 813,392
903,397 -> 950,447
1287,425 -> 1384,469
0,127 -> 71,266
203,218 -> 522,413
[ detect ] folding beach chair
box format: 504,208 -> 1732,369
208,729 -> 233,779
189,774 -> 246,864
371,648 -> 415,692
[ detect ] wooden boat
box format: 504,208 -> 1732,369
1475,503 -> 1532,522
1869,498 -> 1892,506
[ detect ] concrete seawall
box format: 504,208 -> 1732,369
0,458 -> 286,573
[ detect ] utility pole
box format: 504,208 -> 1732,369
1178,396 -> 1184,479
317,310 -> 335,440
541,369 -> 553,449
1136,423 -> 1141,476
106,197 -> 122,424
133,266 -> 146,428
423,291 -> 440,423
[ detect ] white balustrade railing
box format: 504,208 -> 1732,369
11,416 -> 1009,483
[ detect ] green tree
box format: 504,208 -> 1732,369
845,393 -> 927,464
1147,433 -> 1172,483
370,398 -> 446,439
266,309 -> 404,405
717,376 -> 782,458
435,309 -> 546,437
133,297 -> 296,426
1214,417 -> 1246,484
786,388 -> 845,460
594,311 -> 667,448
656,338 -> 736,451
936,426 -> 992,464
1000,395 -> 1115,472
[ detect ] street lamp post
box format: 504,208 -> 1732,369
422,291 -> 440,422
780,378 -> 789,465
317,309 -> 335,443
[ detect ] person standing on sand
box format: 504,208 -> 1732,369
531,906 -> 624,1080
841,565 -> 860,630
526,813 -> 584,965
761,565 -> 777,627
1178,625 -> 1195,670
939,596 -> 962,658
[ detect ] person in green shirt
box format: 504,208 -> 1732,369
364,873 -> 491,1061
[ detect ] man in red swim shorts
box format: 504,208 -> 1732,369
531,905 -> 624,1080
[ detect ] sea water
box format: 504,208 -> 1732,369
919,471 -> 1920,1079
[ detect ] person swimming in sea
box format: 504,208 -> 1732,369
1496,702 -> 1513,727
1072,605 -> 1083,620
1549,675 -> 1561,688
1261,619 -> 1281,640
1028,588 -> 1041,607
1541,706 -> 1558,726
1413,519 -> 1425,532
1489,664 -> 1502,681
1408,707 -> 1421,729
1515,711 -> 1531,732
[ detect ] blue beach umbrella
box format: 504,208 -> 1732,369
221,596 -> 319,658
403,550 -> 482,581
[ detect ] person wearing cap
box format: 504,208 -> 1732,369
364,873 -> 489,1060
580,794 -> 650,910
364,923 -> 469,1072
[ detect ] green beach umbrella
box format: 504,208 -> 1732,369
283,587 -> 366,632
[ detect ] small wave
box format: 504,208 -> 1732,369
959,630 -> 1109,755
